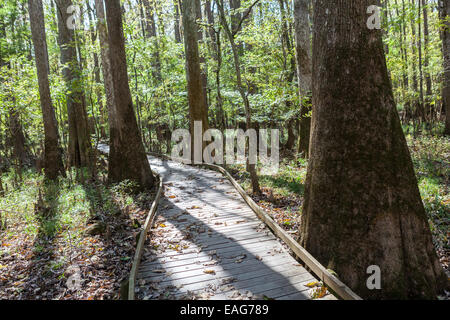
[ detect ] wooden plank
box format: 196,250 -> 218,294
141,242 -> 287,271
255,277 -> 314,300
142,235 -> 278,261
128,173 -> 164,300
150,224 -> 271,245
146,231 -> 277,252
156,214 -> 260,229
169,262 -> 311,298
139,240 -> 283,270
138,245 -> 291,278
153,221 -> 265,238
159,258 -> 309,295
140,254 -> 296,285
214,272 -> 314,299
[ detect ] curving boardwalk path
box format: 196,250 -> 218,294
133,155 -> 336,300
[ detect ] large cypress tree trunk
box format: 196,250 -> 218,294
441,0 -> 450,135
300,0 -> 447,299
28,0 -> 65,180
293,0 -> 312,157
55,0 -> 92,169
104,0 -> 154,189
182,0 -> 209,153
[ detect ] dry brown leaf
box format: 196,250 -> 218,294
203,269 -> 216,275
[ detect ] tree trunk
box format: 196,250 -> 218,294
293,0 -> 312,157
229,0 -> 242,53
182,0 -> 210,155
417,0 -> 425,123
55,0 -> 92,169
87,1 -> 106,139
218,0 -> 260,195
279,0 -> 296,151
285,119 -> 296,150
441,0 -> 450,135
0,23 -> 29,168
104,0 -> 154,189
195,0 -> 209,113
28,0 -> 65,180
9,105 -> 28,168
205,0 -> 226,130
95,0 -> 114,137
142,0 -> 162,83
300,0 -> 447,299
410,0 -> 424,124
395,0 -> 411,124
422,0 -> 433,122
174,0 -> 182,43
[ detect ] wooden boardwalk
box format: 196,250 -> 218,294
135,155 -> 336,300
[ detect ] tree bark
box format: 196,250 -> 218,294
55,0 -> 92,169
0,23 -> 29,168
174,0 -> 182,43
205,0 -> 226,130
195,0 -> 209,113
293,0 -> 312,157
421,0 -> 433,122
409,0 -> 424,123
182,0 -> 210,150
142,0 -> 162,83
441,0 -> 450,135
279,0 -> 296,151
28,0 -> 65,180
104,0 -> 154,189
95,0 -> 114,137
395,0 -> 411,124
87,1 -> 106,139
417,0 -> 425,123
9,105 -> 28,168
300,0 -> 447,299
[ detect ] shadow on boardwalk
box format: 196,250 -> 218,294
135,156 -> 316,300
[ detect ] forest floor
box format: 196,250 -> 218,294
0,155 -> 157,300
228,133 -> 450,279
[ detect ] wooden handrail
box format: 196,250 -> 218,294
128,173 -> 163,300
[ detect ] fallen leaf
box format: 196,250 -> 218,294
203,269 -> 216,275
305,281 -> 320,288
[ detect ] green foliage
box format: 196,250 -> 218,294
384,0 -> 444,119
407,134 -> 449,250
230,157 -> 308,198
